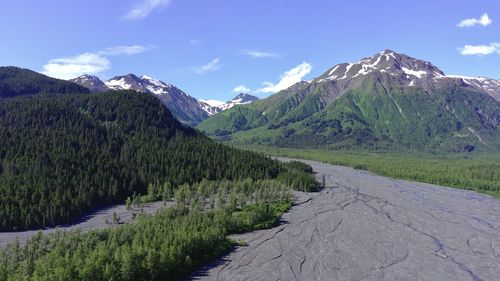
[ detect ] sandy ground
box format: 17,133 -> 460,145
0,201 -> 173,247
190,158 -> 500,281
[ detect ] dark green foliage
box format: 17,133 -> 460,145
0,66 -> 89,98
0,208 -> 231,281
276,160 -> 318,192
285,160 -> 314,174
198,106 -> 266,134
277,169 -> 318,192
0,91 -> 306,231
0,178 -> 297,281
230,201 -> 291,233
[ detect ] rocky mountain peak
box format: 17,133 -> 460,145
230,93 -> 259,103
219,93 -> 259,111
69,74 -> 108,92
317,50 -> 445,85
105,74 -> 145,91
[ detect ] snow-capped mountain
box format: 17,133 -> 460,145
199,99 -> 224,106
69,74 -> 108,92
317,49 -> 444,84
315,49 -> 500,101
219,93 -> 259,111
71,74 -> 210,126
199,93 -> 260,115
198,50 -> 500,151
71,73 -> 261,124
199,100 -> 223,116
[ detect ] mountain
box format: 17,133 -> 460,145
199,99 -> 224,116
0,90 -> 288,231
70,73 -> 209,126
219,93 -> 260,111
69,74 -> 108,92
0,66 -> 89,98
200,93 -> 260,115
70,74 -> 261,126
198,50 -> 500,152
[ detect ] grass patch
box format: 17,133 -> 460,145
240,146 -> 500,199
230,201 -> 292,233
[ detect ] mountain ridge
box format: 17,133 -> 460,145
0,66 -> 90,97
71,74 -> 260,126
198,50 -> 500,152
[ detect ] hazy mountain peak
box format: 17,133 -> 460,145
230,93 -> 259,103
199,93 -> 260,116
69,75 -> 108,92
219,93 -> 259,111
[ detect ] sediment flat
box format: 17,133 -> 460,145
191,159 -> 500,281
0,201 -> 172,247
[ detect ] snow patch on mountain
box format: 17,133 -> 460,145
311,49 -> 500,101
440,75 -> 500,100
105,78 -> 133,90
69,74 -> 109,92
218,93 -> 259,111
402,67 -> 427,78
200,99 -> 225,107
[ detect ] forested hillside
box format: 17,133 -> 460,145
0,91 -> 312,231
0,67 -> 89,98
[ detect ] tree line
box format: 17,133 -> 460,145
0,91 -> 316,231
0,178 -> 298,281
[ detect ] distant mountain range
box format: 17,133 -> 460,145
0,66 -> 260,127
198,50 -> 500,152
70,74 -> 259,126
2,50 -> 499,152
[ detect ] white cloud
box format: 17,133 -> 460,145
122,0 -> 170,20
243,50 -> 279,59
42,45 -> 149,79
42,53 -> 110,80
257,62 -> 312,93
190,39 -> 202,46
195,58 -> 220,74
459,43 -> 500,56
100,45 -> 149,56
233,85 -> 251,93
457,13 -> 492,28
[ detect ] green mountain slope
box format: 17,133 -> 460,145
198,51 -> 500,152
0,91 -> 300,231
0,66 -> 89,97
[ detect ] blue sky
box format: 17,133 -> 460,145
0,0 -> 499,101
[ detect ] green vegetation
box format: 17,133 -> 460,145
0,91 -> 315,231
198,72 -> 500,152
230,201 -> 291,233
249,146 -> 500,198
0,178 -> 295,281
0,66 -> 89,98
